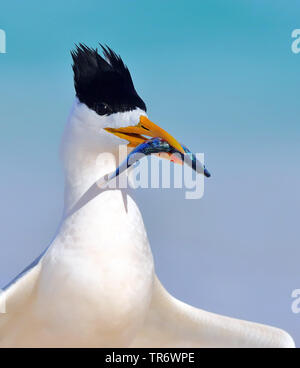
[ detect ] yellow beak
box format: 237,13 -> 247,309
105,115 -> 185,154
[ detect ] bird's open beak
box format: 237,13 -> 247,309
105,115 -> 185,155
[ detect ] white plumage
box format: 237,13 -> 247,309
0,100 -> 295,347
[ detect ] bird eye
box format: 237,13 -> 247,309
94,102 -> 112,115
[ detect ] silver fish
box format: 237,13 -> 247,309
97,138 -> 211,188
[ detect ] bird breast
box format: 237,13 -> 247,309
33,190 -> 155,347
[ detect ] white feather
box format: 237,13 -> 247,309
0,100 -> 295,347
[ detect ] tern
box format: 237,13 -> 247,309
0,44 -> 295,348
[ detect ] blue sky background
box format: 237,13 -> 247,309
1,0 -> 300,345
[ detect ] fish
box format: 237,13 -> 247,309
96,137 -> 211,188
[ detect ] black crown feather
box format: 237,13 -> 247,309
71,44 -> 146,115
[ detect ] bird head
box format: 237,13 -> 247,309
69,44 -> 185,160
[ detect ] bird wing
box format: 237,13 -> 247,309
0,261 -> 42,334
130,276 -> 295,348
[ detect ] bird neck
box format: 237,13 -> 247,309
60,99 -> 140,218
62,147 -> 118,217
61,100 -> 122,217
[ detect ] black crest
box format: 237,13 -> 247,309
71,44 -> 146,115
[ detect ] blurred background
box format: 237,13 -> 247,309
1,0 -> 299,345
